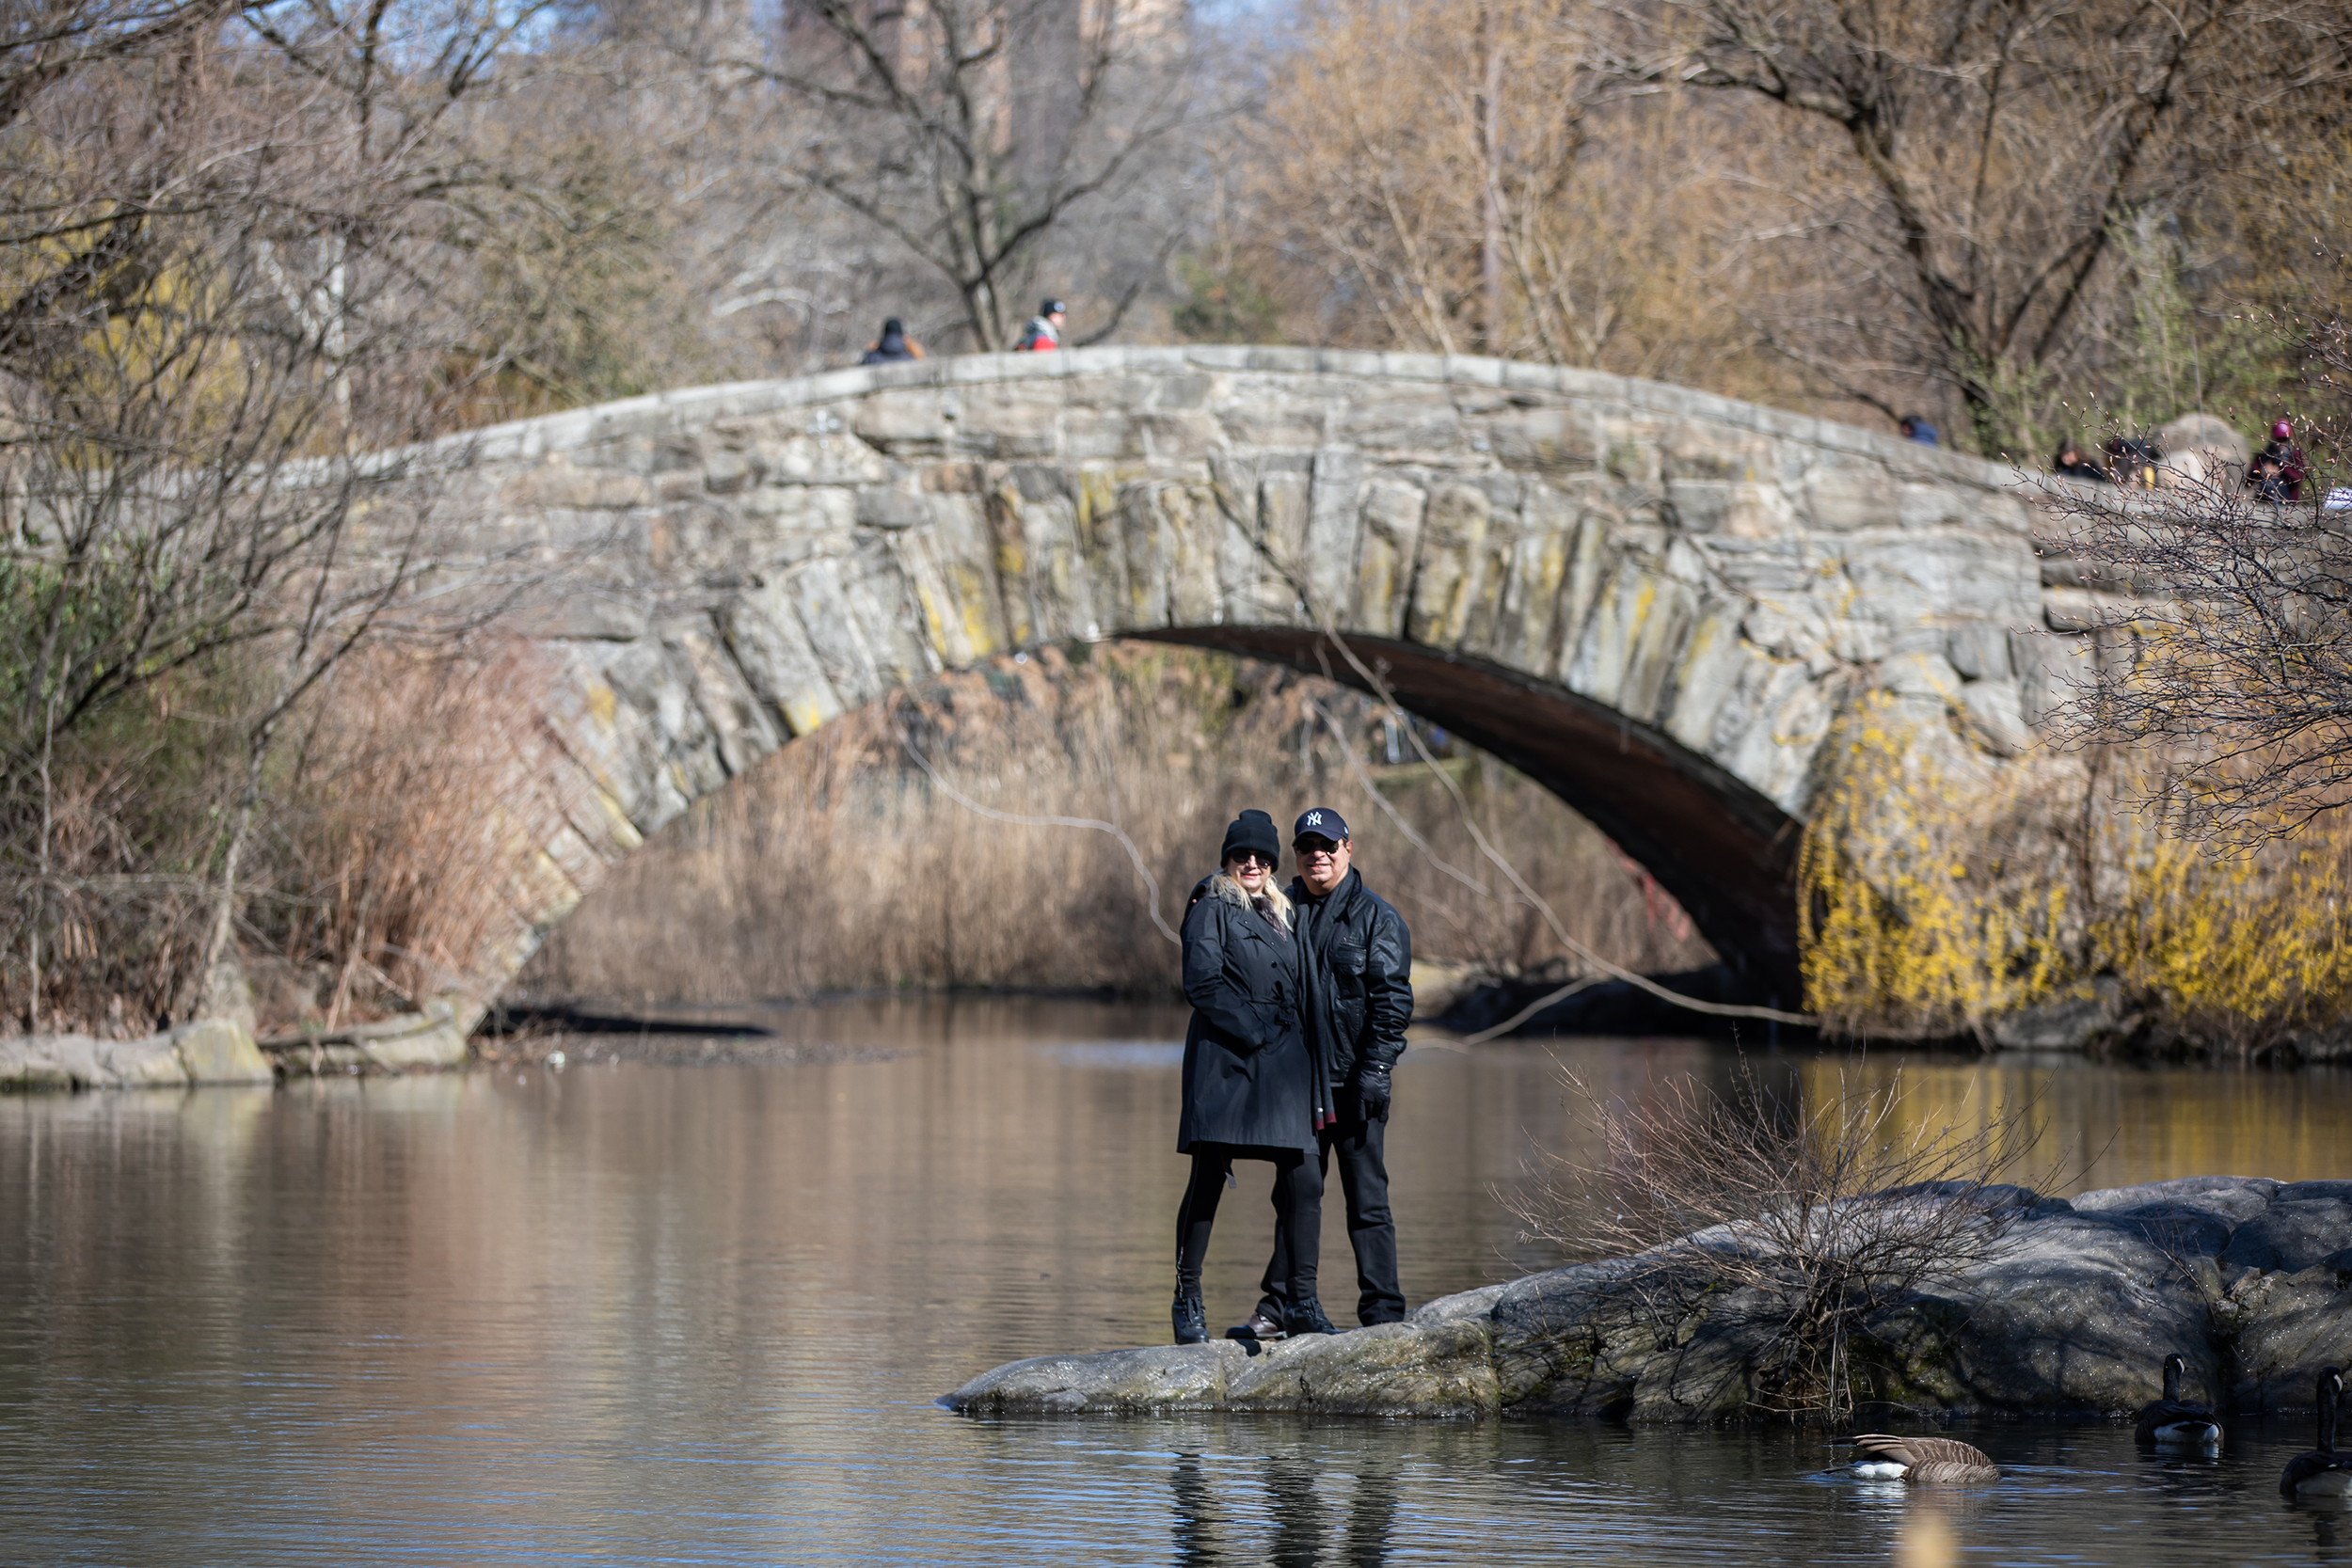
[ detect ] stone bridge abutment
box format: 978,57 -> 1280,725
446,347 -> 2074,1011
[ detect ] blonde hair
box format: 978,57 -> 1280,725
1216,863 -> 1293,931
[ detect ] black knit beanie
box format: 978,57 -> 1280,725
1220,809 -> 1280,869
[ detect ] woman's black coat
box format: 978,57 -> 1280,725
1177,875 -> 1314,1154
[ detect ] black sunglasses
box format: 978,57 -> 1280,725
1229,850 -> 1278,869
1293,837 -> 1343,855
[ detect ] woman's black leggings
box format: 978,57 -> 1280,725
1174,1144 -> 1321,1304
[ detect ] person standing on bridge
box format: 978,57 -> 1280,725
1234,808 -> 1413,1338
859,318 -> 924,364
1170,810 -> 1327,1345
1015,299 -> 1066,352
2246,420 -> 2308,504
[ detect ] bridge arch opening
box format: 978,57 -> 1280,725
1135,630 -> 1800,1003
514,631 -> 1788,1014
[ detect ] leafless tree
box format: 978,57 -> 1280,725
1512,1061 -> 2050,1418
1239,0 -> 1676,365
2040,480 -> 2352,836
0,1 -> 590,1030
1642,0 -> 2352,450
718,0 -> 1210,351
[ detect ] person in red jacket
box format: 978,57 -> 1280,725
1015,298 -> 1065,351
2247,420 -> 2309,503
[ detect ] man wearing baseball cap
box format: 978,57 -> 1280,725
1233,806 -> 1414,1337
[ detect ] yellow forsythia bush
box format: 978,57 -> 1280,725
1798,703 -> 2352,1048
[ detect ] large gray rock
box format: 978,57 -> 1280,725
2224,1260 -> 2352,1410
0,1033 -> 173,1089
260,1005 -> 475,1078
949,1323 -> 1499,1418
1879,1208 -> 2217,1415
0,1018 -> 272,1089
170,1019 -> 274,1085
953,1343 -> 1236,1414
1988,977 -> 2133,1051
2156,413 -> 2249,490
2220,1186 -> 2352,1275
945,1175 -> 2352,1422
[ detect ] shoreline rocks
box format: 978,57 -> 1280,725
946,1176 -> 2352,1422
0,1019 -> 274,1090
0,1004 -> 474,1090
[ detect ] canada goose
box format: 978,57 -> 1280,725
2280,1367 -> 2352,1501
1833,1433 -> 2000,1484
2135,1353 -> 2222,1453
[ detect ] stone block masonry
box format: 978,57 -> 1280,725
391,348 -> 2084,1011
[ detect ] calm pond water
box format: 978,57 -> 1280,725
4,997 -> 2351,1566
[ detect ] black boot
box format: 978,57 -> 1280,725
1173,1287 -> 1208,1345
1284,1298 -> 1338,1337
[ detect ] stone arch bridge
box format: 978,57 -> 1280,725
451,347 -> 2082,1012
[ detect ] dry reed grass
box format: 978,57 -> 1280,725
246,641 -> 577,1031
517,644 -> 1714,1006
1,641 -> 570,1037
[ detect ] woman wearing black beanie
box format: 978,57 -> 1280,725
1169,808 -> 1329,1344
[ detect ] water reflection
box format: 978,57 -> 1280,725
0,997 -> 2348,1566
1796,1052 -> 2352,1191
1168,1441 -> 1400,1567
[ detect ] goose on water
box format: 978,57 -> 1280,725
2280,1367 -> 2352,1501
2134,1353 -> 2222,1454
1832,1433 -> 2000,1484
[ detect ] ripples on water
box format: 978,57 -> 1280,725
2,998 -> 2349,1565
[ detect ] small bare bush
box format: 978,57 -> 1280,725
1513,1061 -> 2049,1418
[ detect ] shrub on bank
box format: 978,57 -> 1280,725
2,640 -> 557,1039
1799,706 -> 2352,1054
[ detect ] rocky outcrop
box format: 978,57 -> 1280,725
257,1003 -> 474,1077
946,1176 -> 2352,1421
0,1018 -> 274,1089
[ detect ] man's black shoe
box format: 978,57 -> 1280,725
1226,1310 -> 1287,1341
1285,1299 -> 1339,1337
1173,1290 -> 1208,1345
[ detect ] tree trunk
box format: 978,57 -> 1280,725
191,732 -> 267,1033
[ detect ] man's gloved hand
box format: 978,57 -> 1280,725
1353,1061 -> 1391,1119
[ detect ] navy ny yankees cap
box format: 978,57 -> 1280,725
1293,808 -> 1350,845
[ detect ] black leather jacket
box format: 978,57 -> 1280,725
1289,868 -> 1412,1088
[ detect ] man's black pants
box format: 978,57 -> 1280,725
1254,1109 -> 1403,1325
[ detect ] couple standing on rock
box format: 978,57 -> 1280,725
1172,807 -> 1413,1345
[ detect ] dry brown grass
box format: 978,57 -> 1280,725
517,643 -> 1713,1006
2,641 -> 567,1037
246,642 -> 576,1032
